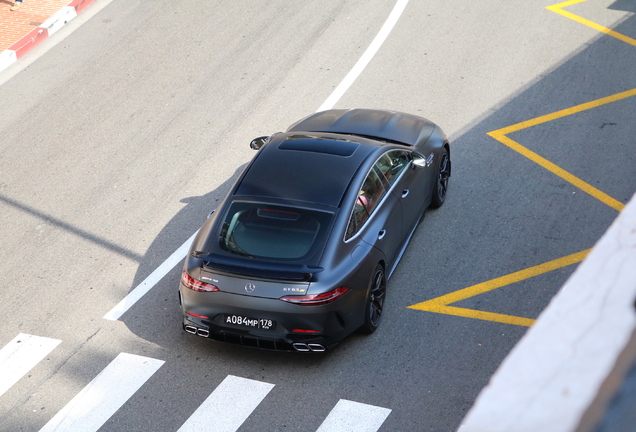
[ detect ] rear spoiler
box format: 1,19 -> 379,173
192,251 -> 324,282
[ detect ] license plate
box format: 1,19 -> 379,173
224,314 -> 275,330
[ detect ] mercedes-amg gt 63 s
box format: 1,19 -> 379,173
179,109 -> 451,352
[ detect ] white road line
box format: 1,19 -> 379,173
39,353 -> 164,432
317,0 -> 410,112
103,0 -> 409,322
177,375 -> 274,432
316,399 -> 392,432
103,230 -> 198,320
0,333 -> 61,398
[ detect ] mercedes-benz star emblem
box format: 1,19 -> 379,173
245,283 -> 256,293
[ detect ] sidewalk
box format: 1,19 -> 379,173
0,0 -> 94,73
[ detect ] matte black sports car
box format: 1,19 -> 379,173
179,109 -> 450,351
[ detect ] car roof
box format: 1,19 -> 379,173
234,133 -> 381,207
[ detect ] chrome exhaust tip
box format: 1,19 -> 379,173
184,325 -> 197,334
196,328 -> 210,337
308,344 -> 326,352
293,343 -> 310,352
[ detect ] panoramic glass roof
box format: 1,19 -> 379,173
235,135 -> 373,207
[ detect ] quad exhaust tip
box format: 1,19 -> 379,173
184,325 -> 209,337
293,343 -> 326,352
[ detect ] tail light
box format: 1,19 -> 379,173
181,271 -> 219,292
281,287 -> 349,306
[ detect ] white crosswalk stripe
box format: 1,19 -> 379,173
1,333 -> 392,431
38,352 -> 164,432
316,399 -> 392,432
0,333 -> 61,398
177,374 -> 275,432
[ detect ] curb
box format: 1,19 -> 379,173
0,0 -> 95,73
458,192 -> 636,432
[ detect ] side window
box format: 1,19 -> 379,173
345,168 -> 387,240
375,150 -> 411,187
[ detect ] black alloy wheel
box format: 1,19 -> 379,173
361,264 -> 386,333
430,148 -> 450,208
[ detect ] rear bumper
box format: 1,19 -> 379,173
179,285 -> 364,351
182,321 -> 333,352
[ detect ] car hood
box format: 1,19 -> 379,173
286,108 -> 436,147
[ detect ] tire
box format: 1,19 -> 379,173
430,147 -> 450,208
360,264 -> 386,334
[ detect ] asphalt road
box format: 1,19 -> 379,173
0,0 -> 634,431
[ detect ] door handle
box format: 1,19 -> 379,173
401,189 -> 409,198
378,229 -> 386,240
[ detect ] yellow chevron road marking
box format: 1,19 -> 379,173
488,88 -> 636,212
547,0 -> 636,47
408,250 -> 590,327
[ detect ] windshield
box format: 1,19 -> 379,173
219,202 -> 333,262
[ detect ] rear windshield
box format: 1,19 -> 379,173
219,202 -> 333,262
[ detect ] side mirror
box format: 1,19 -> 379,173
250,136 -> 269,150
412,153 -> 427,168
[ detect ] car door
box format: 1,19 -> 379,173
345,160 -> 403,270
379,150 -> 429,236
